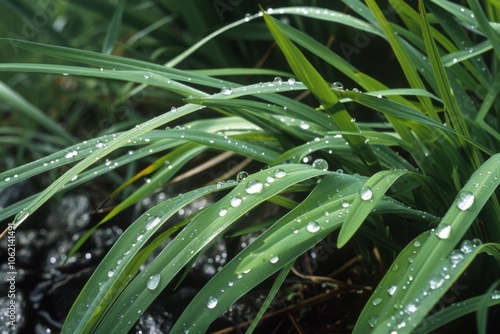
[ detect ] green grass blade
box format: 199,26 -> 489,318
365,0 -> 438,121
261,9 -> 380,172
93,164 -> 328,334
246,261 -> 294,334
355,153 -> 500,333
337,169 -> 413,248
0,81 -> 75,145
102,0 -> 126,55
172,171 -> 436,333
61,182 -> 236,333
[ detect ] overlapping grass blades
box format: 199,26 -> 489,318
0,1 -> 499,332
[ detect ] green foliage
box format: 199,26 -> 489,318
1,0 -> 499,333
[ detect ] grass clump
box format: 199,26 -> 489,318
1,0 -> 499,333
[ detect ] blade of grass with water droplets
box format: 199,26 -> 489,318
261,9 -> 380,172
94,165 -> 328,334
62,182 -> 235,334
172,171 -> 436,333
358,154 -> 500,332
337,169 -> 413,248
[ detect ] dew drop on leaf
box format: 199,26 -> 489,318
270,256 -> 279,264
448,250 -> 464,264
287,78 -> 296,85
230,197 -> 242,208
359,186 -> 373,201
245,180 -> 263,194
460,240 -> 473,254
387,284 -> 397,296
147,274 -> 161,291
372,297 -> 382,306
236,171 -> 249,182
368,315 -> 378,327
107,270 -> 115,277
207,296 -> 218,309
456,191 -> 474,210
312,158 -> 328,171
331,81 -> 344,90
306,221 -> 320,233
219,209 -> 228,217
221,86 -> 233,95
435,225 -> 451,239
145,216 -> 161,231
273,77 -> 282,85
274,168 -> 286,179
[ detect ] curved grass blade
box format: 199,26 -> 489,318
102,0 -> 126,55
337,169 -> 414,248
414,287 -> 500,333
171,171 -> 437,333
93,164 -> 328,334
354,153 -> 500,333
261,9 -> 381,173
61,181 -> 236,334
0,81 -> 75,145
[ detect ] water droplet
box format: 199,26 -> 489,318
170,106 -> 177,112
460,240 -> 473,254
448,250 -> 464,264
245,180 -> 263,194
236,171 -> 249,182
368,315 -> 378,327
387,285 -> 398,296
230,197 -> 242,208
359,186 -> 373,201
221,86 -> 233,95
372,297 -> 382,306
219,209 -> 228,217
435,225 -> 451,239
65,150 -> 77,159
273,77 -> 282,85
147,274 -> 161,290
244,13 -> 251,21
108,270 -> 115,277
429,276 -> 444,289
456,191 -> 474,210
340,200 -> 350,208
274,168 -> 286,178
145,216 -> 161,231
312,158 -> 328,171
288,78 -> 296,85
270,256 -> 279,264
472,238 -> 482,247
228,281 -> 234,287
15,210 -> 30,227
206,296 -> 218,309
492,290 -> 500,300
299,121 -> 310,130
413,241 -> 421,247
331,81 -> 344,90
306,221 -> 320,233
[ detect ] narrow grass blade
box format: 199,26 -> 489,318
62,182 -> 236,334
171,172 -> 436,333
93,165 -> 328,334
246,261 -> 294,334
261,9 -> 380,172
0,81 -> 75,144
337,169 -> 412,247
102,0 -> 126,55
354,153 -> 500,333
